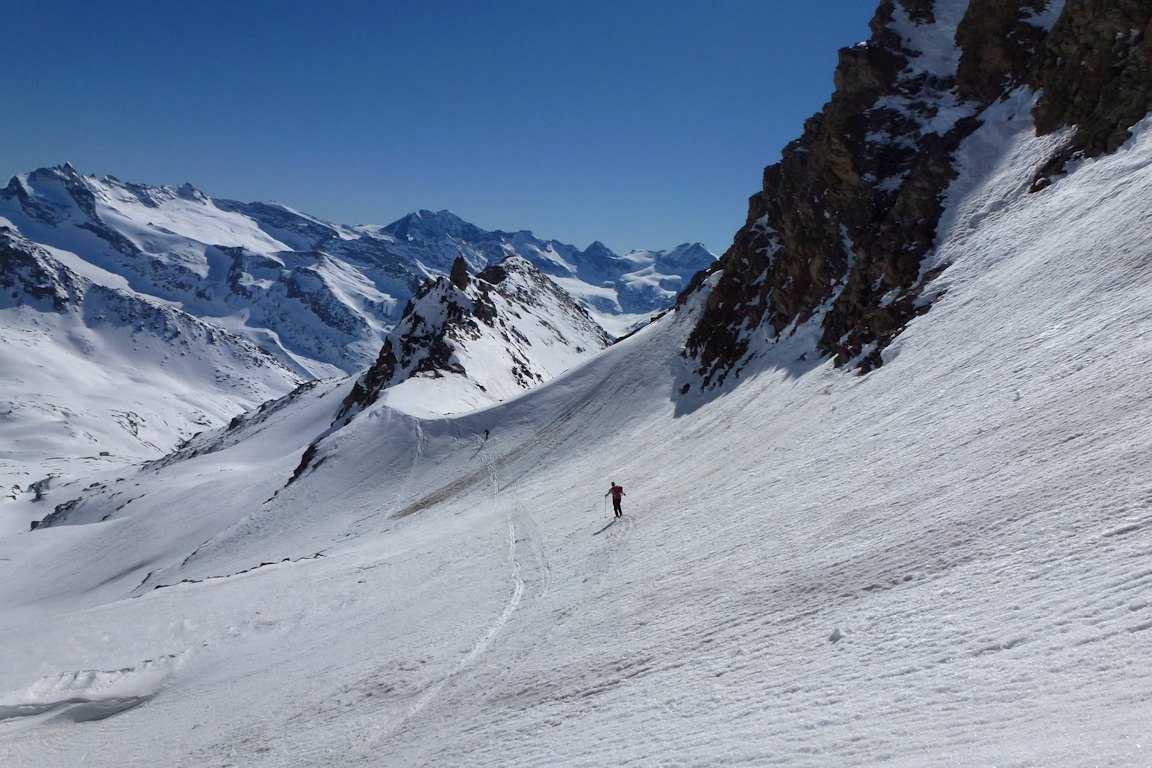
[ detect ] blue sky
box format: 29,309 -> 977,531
3,1 -> 876,254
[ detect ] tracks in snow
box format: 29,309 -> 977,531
480,437 -> 553,603
350,431 -> 550,761
351,416 -> 426,529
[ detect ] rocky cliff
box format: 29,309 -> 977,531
681,0 -> 1152,387
1031,0 -> 1152,187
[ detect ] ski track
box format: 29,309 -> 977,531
367,431 -> 629,767
409,507 -> 1150,768
262,425 -> 566,767
351,414 -> 425,530
342,430 -> 530,763
482,435 -> 553,602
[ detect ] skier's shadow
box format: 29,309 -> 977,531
593,519 -> 618,536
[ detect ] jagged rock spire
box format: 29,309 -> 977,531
449,256 -> 470,290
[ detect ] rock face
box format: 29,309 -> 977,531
0,229 -> 82,312
338,256 -> 612,420
681,0 -> 1151,387
1030,1 -> 1152,187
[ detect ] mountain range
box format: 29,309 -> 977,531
0,168 -> 712,488
1,165 -> 713,376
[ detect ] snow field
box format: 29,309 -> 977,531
0,302 -> 298,534
3,107 -> 1152,765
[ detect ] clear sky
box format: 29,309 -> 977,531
3,1 -> 877,255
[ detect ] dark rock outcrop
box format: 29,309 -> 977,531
1030,1 -> 1152,188
681,0 -> 1150,388
337,257 -> 610,422
0,232 -> 81,312
449,256 -> 471,290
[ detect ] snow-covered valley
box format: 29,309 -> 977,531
0,171 -> 712,502
2,92 -> 1151,767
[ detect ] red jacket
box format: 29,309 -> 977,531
607,484 -> 625,501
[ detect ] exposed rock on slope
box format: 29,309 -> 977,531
1030,1 -> 1152,186
339,256 -> 612,419
1,229 -> 82,312
682,0 -> 1150,387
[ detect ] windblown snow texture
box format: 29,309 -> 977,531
3,1 -> 1152,766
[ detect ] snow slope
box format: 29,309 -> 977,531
2,173 -> 684,505
0,233 -> 302,520
2,99 -> 1152,766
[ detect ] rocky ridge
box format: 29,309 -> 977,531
681,0 -> 1152,386
338,256 -> 612,421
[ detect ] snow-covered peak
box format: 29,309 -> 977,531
23,163 -> 85,186
381,209 -> 481,242
3,166 -> 290,253
9,166 -> 215,214
340,255 -> 611,419
627,242 -> 714,273
372,209 -> 716,335
581,240 -> 614,258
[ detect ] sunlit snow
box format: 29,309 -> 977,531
2,96 -> 1151,766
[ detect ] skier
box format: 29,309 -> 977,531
605,482 -> 625,518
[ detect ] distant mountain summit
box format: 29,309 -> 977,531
0,167 -> 712,483
369,208 -> 715,337
381,209 -> 488,244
